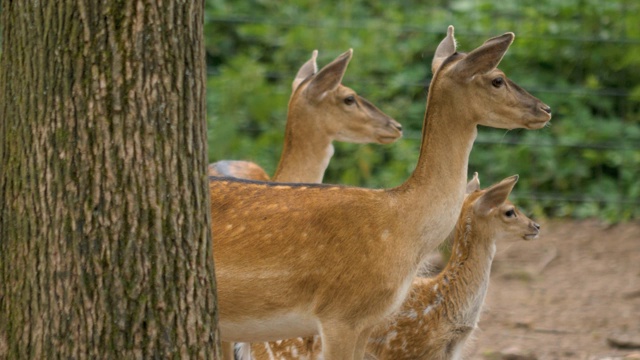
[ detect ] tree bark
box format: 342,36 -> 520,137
0,1 -> 220,358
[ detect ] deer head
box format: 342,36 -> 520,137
211,49 -> 403,184
467,175 -> 541,242
431,26 -> 551,130
288,49 -> 403,145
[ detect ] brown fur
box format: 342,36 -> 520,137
243,175 -> 540,360
214,50 -> 402,360
212,26 -> 551,360
209,49 -> 402,183
365,175 -> 540,359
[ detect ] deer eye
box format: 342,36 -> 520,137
505,209 -> 516,218
492,77 -> 504,88
344,96 -> 356,105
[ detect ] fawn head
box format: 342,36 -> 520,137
466,174 -> 540,242
431,26 -> 551,130
289,49 -> 402,144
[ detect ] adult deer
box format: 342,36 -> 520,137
213,50 -> 402,360
208,49 -> 403,183
210,26 -> 551,360
239,174 -> 541,360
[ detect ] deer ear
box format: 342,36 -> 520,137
474,175 -> 518,215
432,25 -> 457,74
292,50 -> 319,92
305,49 -> 352,100
454,32 -> 514,78
466,172 -> 480,194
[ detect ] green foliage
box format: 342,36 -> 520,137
205,0 -> 640,222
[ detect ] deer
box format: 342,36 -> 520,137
353,173 -> 540,359
208,49 -> 403,183
211,50 -> 403,360
237,173 -> 541,360
210,26 -> 552,360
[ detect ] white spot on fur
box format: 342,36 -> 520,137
423,304 -> 434,316
265,342 -> 276,360
405,309 -> 418,320
235,343 -> 253,360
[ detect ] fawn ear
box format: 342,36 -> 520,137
305,49 -> 352,100
432,25 -> 457,74
466,172 -> 480,194
454,32 -> 514,79
292,49 -> 319,92
474,175 -> 518,215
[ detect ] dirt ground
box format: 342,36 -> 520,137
461,219 -> 640,360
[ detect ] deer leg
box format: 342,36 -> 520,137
320,321 -> 359,360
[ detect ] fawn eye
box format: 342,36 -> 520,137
344,96 -> 356,105
492,77 -> 504,88
505,209 -> 516,218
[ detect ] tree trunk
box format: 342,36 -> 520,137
0,1 -> 221,358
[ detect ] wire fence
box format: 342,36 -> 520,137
207,11 -> 640,217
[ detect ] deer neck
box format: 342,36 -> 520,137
396,94 -> 478,258
437,220 -> 496,325
272,118 -> 334,183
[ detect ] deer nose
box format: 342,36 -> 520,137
540,105 -> 551,115
533,222 -> 541,231
388,119 -> 402,132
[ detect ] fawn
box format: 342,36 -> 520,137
210,26 -> 551,360
364,174 -> 541,359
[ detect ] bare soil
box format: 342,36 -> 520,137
465,219 -> 640,360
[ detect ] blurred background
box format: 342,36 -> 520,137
205,0 -> 640,222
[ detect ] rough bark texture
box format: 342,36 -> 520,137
0,1 -> 221,358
